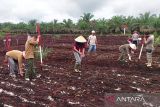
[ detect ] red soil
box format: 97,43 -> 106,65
0,34 -> 160,107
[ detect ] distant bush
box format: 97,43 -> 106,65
154,32 -> 160,45
0,32 -> 5,37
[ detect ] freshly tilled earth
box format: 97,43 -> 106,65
0,34 -> 160,107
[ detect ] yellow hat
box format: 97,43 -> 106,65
75,35 -> 87,43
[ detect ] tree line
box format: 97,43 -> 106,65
0,12 -> 160,35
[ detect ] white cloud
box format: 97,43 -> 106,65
94,0 -> 160,19
0,0 -> 159,23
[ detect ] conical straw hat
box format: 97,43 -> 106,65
75,35 -> 86,43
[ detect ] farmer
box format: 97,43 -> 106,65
132,31 -> 139,47
73,35 -> 86,72
118,43 -> 137,62
143,32 -> 154,67
4,50 -> 25,77
25,33 -> 39,81
87,30 -> 97,55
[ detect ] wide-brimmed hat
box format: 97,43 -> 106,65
75,35 -> 87,43
129,43 -> 136,50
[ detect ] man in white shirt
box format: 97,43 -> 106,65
87,30 -> 97,55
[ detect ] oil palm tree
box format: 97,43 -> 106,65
81,13 -> 94,22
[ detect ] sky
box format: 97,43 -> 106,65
0,0 -> 160,23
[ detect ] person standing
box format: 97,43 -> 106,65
25,34 -> 39,80
143,32 -> 154,67
4,50 -> 25,77
132,31 -> 139,47
87,30 -> 97,55
73,35 -> 86,72
118,43 -> 137,62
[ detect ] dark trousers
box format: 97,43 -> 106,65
25,58 -> 36,79
132,40 -> 138,47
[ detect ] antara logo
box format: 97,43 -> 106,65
105,95 -> 146,104
116,96 -> 146,103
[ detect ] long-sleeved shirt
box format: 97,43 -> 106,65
132,33 -> 139,41
25,37 -> 38,59
73,42 -> 86,53
145,35 -> 154,50
119,44 -> 131,55
6,50 -> 23,72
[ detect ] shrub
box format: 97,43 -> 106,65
0,32 -> 6,37
35,47 -> 53,60
154,32 -> 160,45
